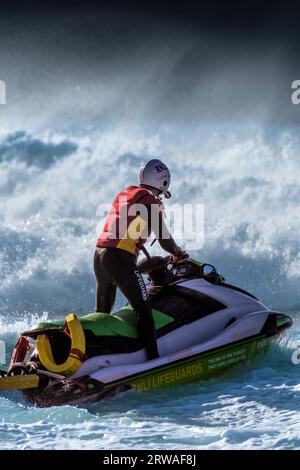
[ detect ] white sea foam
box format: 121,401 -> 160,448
0,126 -> 299,313
1,9 -> 299,451
0,127 -> 299,449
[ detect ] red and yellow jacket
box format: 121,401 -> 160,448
97,186 -> 162,255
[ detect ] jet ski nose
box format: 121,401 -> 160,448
275,314 -> 293,329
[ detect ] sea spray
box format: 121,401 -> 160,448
0,127 -> 299,313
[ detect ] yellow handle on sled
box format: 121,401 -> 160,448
0,374 -> 40,391
36,313 -> 86,376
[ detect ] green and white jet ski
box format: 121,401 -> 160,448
0,257 -> 293,407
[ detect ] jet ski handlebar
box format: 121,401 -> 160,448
137,255 -> 172,274
138,252 -> 191,273
137,255 -> 225,286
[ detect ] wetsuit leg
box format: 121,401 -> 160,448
93,249 -> 117,313
100,248 -> 159,360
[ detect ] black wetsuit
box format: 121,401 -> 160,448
94,233 -> 180,360
94,185 -> 181,360
94,247 -> 158,359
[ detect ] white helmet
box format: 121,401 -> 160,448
139,159 -> 171,198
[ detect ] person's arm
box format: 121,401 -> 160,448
158,232 -> 183,256
151,204 -> 182,256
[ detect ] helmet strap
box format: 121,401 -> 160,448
163,189 -> 172,199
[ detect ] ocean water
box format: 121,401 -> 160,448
0,126 -> 300,449
0,314 -> 299,450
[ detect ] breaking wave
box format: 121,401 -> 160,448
0,126 -> 299,316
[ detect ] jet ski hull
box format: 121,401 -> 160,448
1,259 -> 293,407
24,315 -> 291,407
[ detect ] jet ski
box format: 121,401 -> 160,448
0,256 -> 293,407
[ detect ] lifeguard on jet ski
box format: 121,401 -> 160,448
93,158 -> 187,361
0,255 -> 292,406
0,160 -> 293,406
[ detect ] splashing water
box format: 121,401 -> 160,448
0,314 -> 300,450
0,125 -> 300,449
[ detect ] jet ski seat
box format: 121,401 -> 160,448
23,259 -> 225,364
24,281 -> 225,364
24,307 -> 175,362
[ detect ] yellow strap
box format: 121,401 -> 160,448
0,374 -> 40,391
